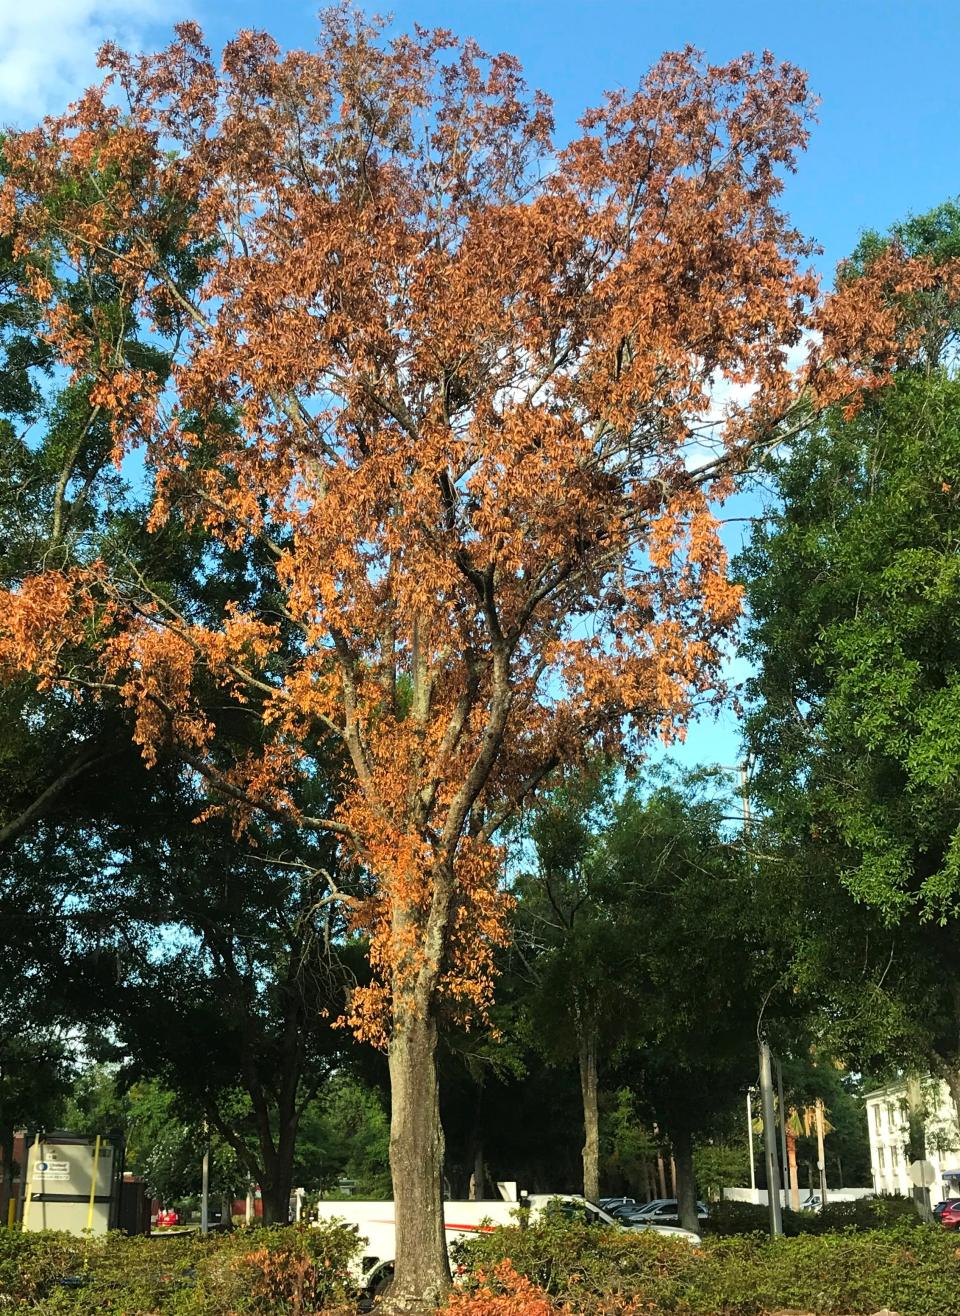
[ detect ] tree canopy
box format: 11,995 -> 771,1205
0,12 -> 950,1304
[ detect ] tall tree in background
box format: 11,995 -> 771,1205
740,199 -> 960,1121
0,13 -> 933,1305
78,798 -> 358,1225
603,782 -> 762,1233
517,768 -> 640,1204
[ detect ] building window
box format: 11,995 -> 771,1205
878,1147 -> 885,1169
873,1106 -> 882,1133
887,1102 -> 897,1128
892,1147 -> 900,1168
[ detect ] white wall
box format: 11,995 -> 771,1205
722,1187 -> 873,1206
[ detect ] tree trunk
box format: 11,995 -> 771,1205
906,1076 -> 930,1219
468,1140 -> 485,1201
259,1131 -> 296,1226
467,1082 -> 484,1201
786,1128 -> 800,1211
0,1128 -> 13,1227
673,1128 -> 699,1235
578,1029 -> 600,1203
944,1066 -> 960,1138
387,1012 -> 449,1313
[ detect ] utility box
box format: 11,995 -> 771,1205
22,1135 -> 122,1235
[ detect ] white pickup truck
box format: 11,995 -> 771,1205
313,1194 -> 699,1293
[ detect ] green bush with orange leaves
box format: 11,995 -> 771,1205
0,1220 -> 360,1313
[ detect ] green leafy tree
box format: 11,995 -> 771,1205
606,783 -> 765,1231
515,768 -> 643,1203
739,203 -> 960,1119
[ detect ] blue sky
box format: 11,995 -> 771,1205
3,0 -> 957,775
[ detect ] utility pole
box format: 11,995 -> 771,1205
746,1090 -> 757,1191
759,1041 -> 783,1236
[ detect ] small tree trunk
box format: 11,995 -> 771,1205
468,1140 -> 485,1201
944,1067 -> 960,1136
578,1029 -> 600,1202
906,1076 -> 930,1219
0,1128 -> 13,1227
786,1128 -> 800,1211
673,1128 -> 699,1234
387,1012 -> 449,1313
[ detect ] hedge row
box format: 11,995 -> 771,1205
0,1222 -> 360,1313
704,1195 -> 922,1235
4,1215 -> 958,1314
450,1217 -> 960,1315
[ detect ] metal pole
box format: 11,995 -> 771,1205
815,1098 -> 829,1208
775,1059 -> 789,1200
759,1041 -> 783,1236
86,1135 -> 102,1232
746,1091 -> 756,1191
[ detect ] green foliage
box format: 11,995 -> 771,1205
600,780 -> 765,1144
704,1194 -> 921,1236
297,1076 -> 391,1198
0,1223 -> 359,1313
692,1143 -> 751,1201
454,1217 -> 960,1315
738,199 -> 960,1092
602,1089 -> 660,1190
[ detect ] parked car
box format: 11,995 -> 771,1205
621,1200 -> 666,1215
622,1198 -> 709,1225
155,1208 -> 180,1227
937,1200 -> 960,1229
608,1199 -> 651,1220
599,1196 -> 635,1212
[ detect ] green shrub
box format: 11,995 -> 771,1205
0,1222 -> 360,1313
454,1217 -> 960,1315
705,1193 -> 922,1236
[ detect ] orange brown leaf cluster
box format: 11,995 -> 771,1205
0,14 -> 938,1043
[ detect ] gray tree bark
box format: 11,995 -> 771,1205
386,1013 -> 450,1312
672,1127 -> 700,1235
578,1029 -> 600,1203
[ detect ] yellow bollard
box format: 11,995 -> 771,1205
21,1134 -> 40,1231
7,1196 -> 15,1228
85,1136 -> 102,1232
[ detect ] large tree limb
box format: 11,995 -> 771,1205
0,743 -> 122,847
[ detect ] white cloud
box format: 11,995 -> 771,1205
0,0 -> 169,128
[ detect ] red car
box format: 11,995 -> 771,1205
155,1208 -> 180,1228
938,1200 -> 960,1230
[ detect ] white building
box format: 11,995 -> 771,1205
865,1079 -> 960,1203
